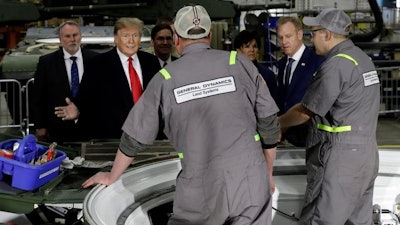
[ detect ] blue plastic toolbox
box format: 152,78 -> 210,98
0,135 -> 66,191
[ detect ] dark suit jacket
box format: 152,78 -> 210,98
32,47 -> 98,143
255,61 -> 278,103
78,48 -> 161,140
277,47 -> 325,114
276,47 -> 325,146
158,55 -> 178,67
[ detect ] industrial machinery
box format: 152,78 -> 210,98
2,0 -> 400,84
0,0 -> 237,81
83,148 -> 400,225
1,0 -> 400,224
0,25 -> 137,134
1,26 -> 117,82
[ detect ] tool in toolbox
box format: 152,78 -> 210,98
0,135 -> 66,191
0,149 -> 13,159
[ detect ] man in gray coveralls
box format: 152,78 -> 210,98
279,8 -> 380,225
82,4 -> 280,225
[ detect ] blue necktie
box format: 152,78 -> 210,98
285,58 -> 294,87
70,56 -> 79,99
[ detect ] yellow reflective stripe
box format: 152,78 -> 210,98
334,54 -> 358,66
254,134 -> 260,142
229,51 -> 237,65
159,68 -> 171,80
317,124 -> 351,133
178,152 -> 184,158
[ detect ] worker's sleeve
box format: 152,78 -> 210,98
257,114 -> 280,149
119,132 -> 149,157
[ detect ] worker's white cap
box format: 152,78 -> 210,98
174,5 -> 211,39
303,8 -> 352,35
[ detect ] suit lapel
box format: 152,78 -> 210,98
277,56 -> 287,88
110,48 -> 133,101
137,51 -> 151,88
55,49 -> 71,95
108,48 -> 137,105
289,48 -> 311,93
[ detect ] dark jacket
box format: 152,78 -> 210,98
78,48 -> 161,140
255,61 -> 278,103
276,47 -> 325,146
276,47 -> 325,114
32,47 -> 98,143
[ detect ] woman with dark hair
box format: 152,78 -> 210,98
234,30 -> 278,101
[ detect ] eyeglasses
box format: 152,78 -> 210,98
310,28 -> 326,37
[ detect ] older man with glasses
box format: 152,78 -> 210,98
279,8 -> 380,225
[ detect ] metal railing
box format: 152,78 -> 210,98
0,79 -> 23,135
377,66 -> 400,115
24,78 -> 35,135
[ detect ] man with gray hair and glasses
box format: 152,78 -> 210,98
279,8 -> 380,225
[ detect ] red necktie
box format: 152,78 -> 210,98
128,57 -> 142,103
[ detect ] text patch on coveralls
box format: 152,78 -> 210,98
363,70 -> 379,86
174,76 -> 236,103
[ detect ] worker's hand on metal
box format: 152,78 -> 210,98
81,171 -> 114,188
54,97 -> 79,120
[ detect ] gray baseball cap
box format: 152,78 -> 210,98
174,5 -> 211,39
303,8 -> 352,35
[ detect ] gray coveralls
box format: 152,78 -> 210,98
121,43 -> 280,225
300,39 -> 380,225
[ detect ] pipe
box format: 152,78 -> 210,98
40,3 -> 147,13
236,3 -> 292,11
350,0 -> 383,42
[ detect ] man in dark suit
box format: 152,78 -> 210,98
276,16 -> 325,147
150,23 -> 178,67
56,17 -> 161,140
32,21 -> 98,143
